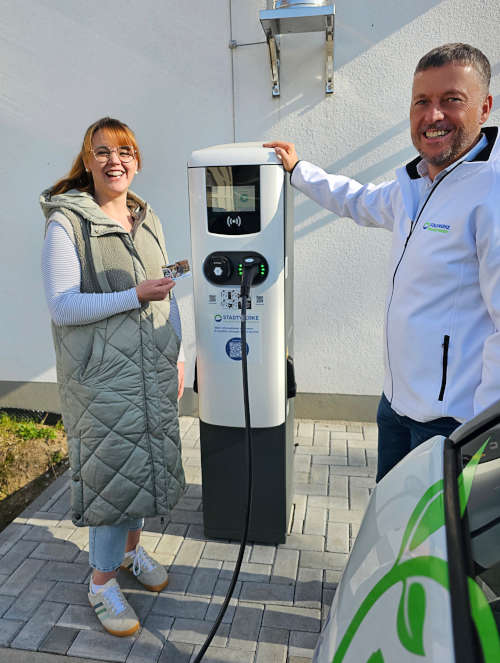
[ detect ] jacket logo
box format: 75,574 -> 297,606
423,222 -> 450,234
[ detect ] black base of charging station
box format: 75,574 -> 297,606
199,414 -> 294,545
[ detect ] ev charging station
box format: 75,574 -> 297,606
188,143 -> 295,545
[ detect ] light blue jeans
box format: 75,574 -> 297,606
88,518 -> 144,572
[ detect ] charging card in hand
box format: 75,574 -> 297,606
162,259 -> 191,280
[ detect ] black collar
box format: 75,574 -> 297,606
405,126 -> 498,180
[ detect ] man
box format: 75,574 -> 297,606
265,43 -> 497,481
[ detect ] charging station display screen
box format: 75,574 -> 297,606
208,186 -> 256,213
206,165 -> 260,235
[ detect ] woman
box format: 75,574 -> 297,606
40,117 -> 186,637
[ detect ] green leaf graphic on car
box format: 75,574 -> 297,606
397,580 -> 426,655
332,440 -> 499,662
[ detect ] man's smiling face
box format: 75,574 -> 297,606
410,62 -> 492,179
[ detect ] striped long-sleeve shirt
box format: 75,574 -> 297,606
42,220 -> 185,361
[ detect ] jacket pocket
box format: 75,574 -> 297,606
438,334 -> 450,401
78,321 -> 108,382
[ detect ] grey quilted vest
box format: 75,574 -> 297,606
40,189 -> 185,527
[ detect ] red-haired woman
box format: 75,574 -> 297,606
40,117 -> 185,636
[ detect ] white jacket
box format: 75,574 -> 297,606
291,127 -> 500,422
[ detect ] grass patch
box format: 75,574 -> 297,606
0,410 -> 68,527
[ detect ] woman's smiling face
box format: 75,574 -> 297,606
86,129 -> 138,203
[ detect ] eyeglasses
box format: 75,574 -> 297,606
91,145 -> 136,163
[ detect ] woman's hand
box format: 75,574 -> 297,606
136,277 -> 175,303
177,361 -> 185,400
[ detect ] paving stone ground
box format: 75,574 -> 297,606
0,417 -> 376,662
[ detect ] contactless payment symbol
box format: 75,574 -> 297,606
225,337 -> 249,361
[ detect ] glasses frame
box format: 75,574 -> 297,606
90,145 -> 137,164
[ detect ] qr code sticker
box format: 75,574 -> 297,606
228,340 -> 242,359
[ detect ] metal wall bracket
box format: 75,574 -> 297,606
259,3 -> 335,97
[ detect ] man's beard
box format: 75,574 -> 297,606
418,126 -> 475,168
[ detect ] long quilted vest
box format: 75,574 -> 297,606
40,189 -> 185,526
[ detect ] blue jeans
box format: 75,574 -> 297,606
376,393 -> 460,483
88,518 -> 144,572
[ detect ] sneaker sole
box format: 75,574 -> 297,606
121,565 -> 169,592
103,621 -> 140,637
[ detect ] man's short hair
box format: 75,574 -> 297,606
415,43 -> 491,93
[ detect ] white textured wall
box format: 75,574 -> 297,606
1,0 -> 500,399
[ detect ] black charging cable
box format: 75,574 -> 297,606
193,259 -> 260,662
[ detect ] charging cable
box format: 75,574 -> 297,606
193,258 -> 260,662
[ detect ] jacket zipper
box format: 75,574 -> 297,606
438,335 -> 450,401
386,160 -> 463,403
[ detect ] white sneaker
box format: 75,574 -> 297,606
88,578 -> 139,637
121,544 -> 169,592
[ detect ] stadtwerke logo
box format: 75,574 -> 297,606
423,222 -> 451,234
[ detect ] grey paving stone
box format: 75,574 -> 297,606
303,507 -> 327,537
312,455 -> 346,466
327,508 -> 365,524
289,630 -> 320,658
144,516 -> 169,533
331,466 -> 373,477
67,527 -> 89,549
297,422 -> 314,438
312,429 -> 329,446
212,577 -> 242,599
4,580 -> 54,621
326,522 -> 350,554
168,617 -> 229,647
57,604 -> 96,630
11,600 -> 66,651
205,591 -> 239,624
202,541 -> 251,562
39,625 -> 79,655
127,613 -> 173,663
294,482 -> 327,497
281,534 -> 324,552
191,645 -> 254,662
0,594 -> 15,617
348,482 -> 370,510
186,558 -> 222,596
314,422 -> 346,432
328,476 -> 348,498
294,568 -> 322,610
294,454 -> 311,473
249,544 -> 276,566
26,512 -> 63,527
220,561 -> 271,584
262,605 -> 321,633
324,570 -> 342,589
331,439 -> 347,455
255,641 -> 287,663
30,540 -> 81,563
228,601 -> 264,651
258,626 -> 290,644
347,447 -> 367,466
1,558 -> 46,596
169,510 -> 204,526
186,524 -> 205,540
160,572 -> 191,594
310,465 -> 328,485
68,629 -> 135,661
158,640 -> 194,662
0,618 -> 23,645
37,561 -> 89,584
152,591 -> 209,619
184,484 -> 203,499
46,581 -> 90,606
289,658 -> 314,663
175,497 -> 202,511
271,548 -> 299,585
322,588 -> 335,624
125,590 -> 156,622
0,539 -> 39,574
0,523 -> 31,555
299,551 -> 348,571
239,582 -> 294,605
171,539 -> 204,573
308,496 -> 349,510
23,526 -> 76,543
0,573 -> 8,589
